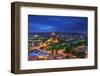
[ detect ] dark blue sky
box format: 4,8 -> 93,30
28,15 -> 88,33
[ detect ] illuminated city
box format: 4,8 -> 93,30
28,15 -> 88,61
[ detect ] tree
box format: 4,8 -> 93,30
64,44 -> 71,53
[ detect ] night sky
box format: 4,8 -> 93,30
28,15 -> 88,33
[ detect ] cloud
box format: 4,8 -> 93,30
28,15 -> 88,33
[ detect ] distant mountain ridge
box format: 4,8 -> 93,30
28,31 -> 87,35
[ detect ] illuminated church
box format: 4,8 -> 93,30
46,32 -> 59,44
